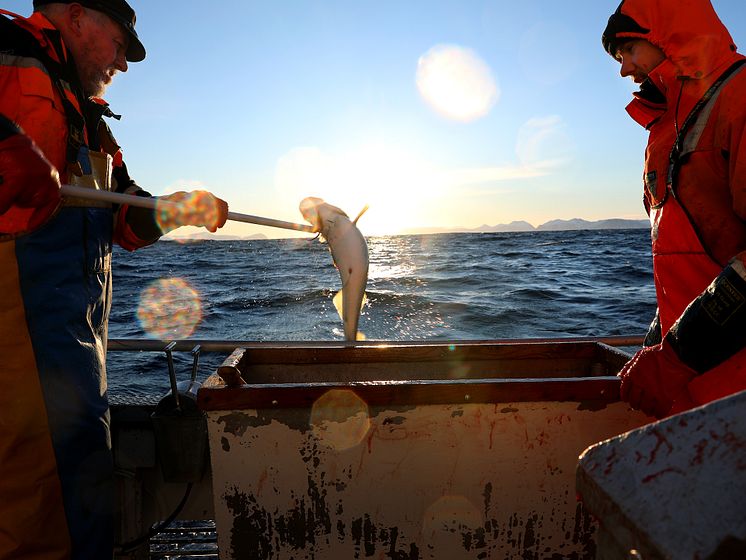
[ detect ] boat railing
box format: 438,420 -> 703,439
108,335 -> 645,353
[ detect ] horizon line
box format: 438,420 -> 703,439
163,216 -> 650,241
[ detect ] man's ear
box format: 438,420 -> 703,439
66,3 -> 86,37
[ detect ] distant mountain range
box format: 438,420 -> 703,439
401,218 -> 649,235
163,232 -> 269,241
162,217 -> 649,240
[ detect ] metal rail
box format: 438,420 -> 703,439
108,335 -> 645,353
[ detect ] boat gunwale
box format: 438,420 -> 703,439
198,375 -> 623,411
107,335 -> 644,353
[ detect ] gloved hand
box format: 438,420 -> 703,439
0,120 -> 61,235
618,341 -> 697,418
156,190 -> 228,234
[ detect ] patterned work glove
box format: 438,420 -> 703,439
619,341 -> 696,418
156,190 -> 228,234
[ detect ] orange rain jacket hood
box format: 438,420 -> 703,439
602,0 -> 738,80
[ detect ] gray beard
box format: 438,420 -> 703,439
78,65 -> 111,98
82,78 -> 107,98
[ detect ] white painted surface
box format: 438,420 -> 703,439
207,399 -> 647,559
577,390 -> 746,559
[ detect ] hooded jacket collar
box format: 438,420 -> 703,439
0,9 -> 72,67
606,0 -> 738,79
625,58 -> 676,128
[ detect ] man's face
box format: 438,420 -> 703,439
615,39 -> 666,83
72,8 -> 129,97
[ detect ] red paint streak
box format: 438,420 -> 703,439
546,413 -> 571,425
690,439 -> 709,466
523,427 -> 534,450
648,430 -> 673,465
366,425 -> 377,454
257,468 -> 268,494
642,467 -> 685,483
603,449 -> 618,476
721,430 -> 746,451
536,430 -> 549,447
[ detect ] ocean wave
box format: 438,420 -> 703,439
108,229 -> 657,393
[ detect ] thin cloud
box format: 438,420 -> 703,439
516,115 -> 575,169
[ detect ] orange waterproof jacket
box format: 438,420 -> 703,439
606,0 -> 746,406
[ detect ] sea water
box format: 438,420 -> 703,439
107,228 -> 656,398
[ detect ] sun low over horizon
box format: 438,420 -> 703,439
8,0 -> 745,238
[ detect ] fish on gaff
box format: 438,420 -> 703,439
299,197 -> 369,342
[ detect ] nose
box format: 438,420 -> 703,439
115,52 -> 128,73
619,57 -> 634,78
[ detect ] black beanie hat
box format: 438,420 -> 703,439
33,0 -> 146,62
602,1 -> 650,57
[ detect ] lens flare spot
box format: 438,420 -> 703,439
416,44 -> 499,122
137,278 -> 202,338
155,191 -> 220,233
311,389 -> 371,451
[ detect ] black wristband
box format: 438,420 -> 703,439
125,192 -> 164,241
113,163 -> 163,242
667,262 -> 746,373
0,114 -> 21,142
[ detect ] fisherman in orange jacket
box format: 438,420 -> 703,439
0,1 -> 228,558
602,0 -> 746,419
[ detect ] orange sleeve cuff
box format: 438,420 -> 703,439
113,204 -> 158,251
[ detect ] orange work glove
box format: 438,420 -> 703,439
619,341 -> 697,419
155,190 -> 228,234
0,116 -> 61,235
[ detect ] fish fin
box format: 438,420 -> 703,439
333,290 -> 344,321
352,204 -> 370,225
333,291 -> 367,320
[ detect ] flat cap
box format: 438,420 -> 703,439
34,0 -> 146,62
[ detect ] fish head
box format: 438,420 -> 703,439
299,197 -> 349,237
299,197 -> 324,231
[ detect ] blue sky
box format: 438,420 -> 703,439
9,1 -> 746,237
